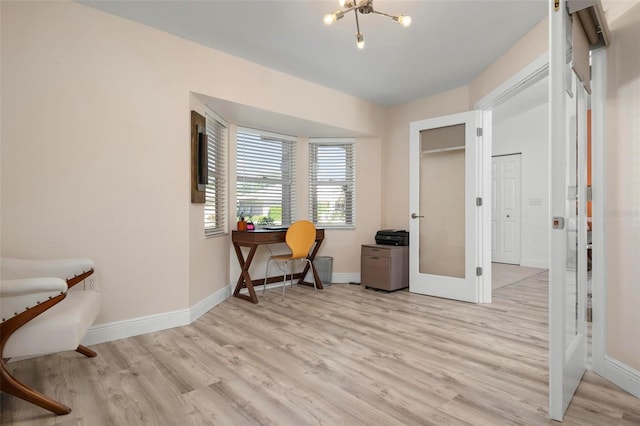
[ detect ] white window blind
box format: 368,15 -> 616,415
204,112 -> 227,237
309,138 -> 356,228
236,128 -> 296,227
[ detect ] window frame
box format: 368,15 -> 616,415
236,127 -> 297,228
308,138 -> 356,229
204,110 -> 228,237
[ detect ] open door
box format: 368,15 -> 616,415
408,111 -> 489,303
549,0 -> 591,420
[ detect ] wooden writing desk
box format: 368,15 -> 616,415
231,229 -> 325,303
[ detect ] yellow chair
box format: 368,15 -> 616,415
263,220 -> 318,300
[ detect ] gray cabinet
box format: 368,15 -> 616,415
361,244 -> 409,291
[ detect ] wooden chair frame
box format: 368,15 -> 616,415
0,268 -> 96,415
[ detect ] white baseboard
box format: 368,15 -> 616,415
82,285 -> 230,346
237,272 -> 361,295
237,281 -> 280,294
303,271 -> 360,285
83,272 -> 363,347
301,272 -> 361,284
332,272 -> 360,284
82,309 -> 189,346
519,258 -> 548,269
239,273 -> 362,293
603,356 -> 640,398
190,285 -> 232,322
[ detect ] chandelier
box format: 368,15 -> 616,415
323,0 -> 412,49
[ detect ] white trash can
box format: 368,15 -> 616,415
314,256 -> 333,285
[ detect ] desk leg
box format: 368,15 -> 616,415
298,239 -> 324,290
233,242 -> 259,303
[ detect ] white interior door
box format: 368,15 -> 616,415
409,111 -> 487,303
492,154 -> 521,264
549,0 -> 589,420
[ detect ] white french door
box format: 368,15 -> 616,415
549,0 -> 589,420
409,111 -> 489,303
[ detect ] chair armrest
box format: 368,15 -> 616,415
1,278 -> 67,322
1,257 -> 94,281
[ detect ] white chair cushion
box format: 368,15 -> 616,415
1,277 -> 68,322
3,290 -> 101,359
1,257 -> 94,281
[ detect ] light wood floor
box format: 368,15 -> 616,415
2,273 -> 639,425
491,263 -> 546,290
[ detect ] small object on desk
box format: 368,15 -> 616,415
246,221 -> 255,230
237,217 -> 247,231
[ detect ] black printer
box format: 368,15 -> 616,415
375,229 -> 409,246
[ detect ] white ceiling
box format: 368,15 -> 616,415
81,0 -> 548,107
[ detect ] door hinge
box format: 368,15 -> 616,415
587,186 -> 593,202
476,267 -> 483,276
477,127 -> 483,137
476,197 -> 483,206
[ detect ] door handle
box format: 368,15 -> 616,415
411,213 -> 424,219
507,214 -> 510,218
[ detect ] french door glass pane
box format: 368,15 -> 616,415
419,124 -> 466,278
565,71 -> 579,343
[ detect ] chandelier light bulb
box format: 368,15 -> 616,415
324,1 -> 410,48
395,15 -> 412,27
324,11 -> 345,25
324,13 -> 337,25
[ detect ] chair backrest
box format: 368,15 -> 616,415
285,220 -> 316,259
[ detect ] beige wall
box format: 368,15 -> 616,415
1,1 -> 385,324
380,16 -> 549,231
604,3 -> 640,371
188,95 -> 231,307
469,16 -> 549,105
4,0 -> 636,376
382,86 -> 470,228
1,2 -> 549,326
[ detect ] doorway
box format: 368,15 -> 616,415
489,75 -> 550,306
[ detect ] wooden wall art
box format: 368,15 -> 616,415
191,111 -> 207,203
